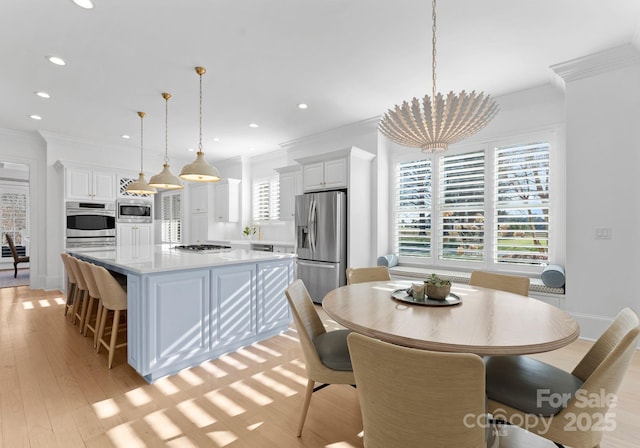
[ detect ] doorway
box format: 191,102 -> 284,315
0,161 -> 30,288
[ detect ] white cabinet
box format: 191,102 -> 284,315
190,184 -> 209,214
117,223 -> 153,258
190,213 -> 208,244
213,179 -> 240,222
276,166 -> 303,220
273,245 -> 295,254
65,166 -> 117,201
302,157 -> 347,192
188,184 -> 212,243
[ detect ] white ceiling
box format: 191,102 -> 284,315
2,0 -> 640,163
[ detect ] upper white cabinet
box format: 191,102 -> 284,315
302,157 -> 347,192
275,165 -> 303,220
295,147 -> 375,268
190,183 -> 209,214
62,164 -> 117,201
214,179 -> 240,222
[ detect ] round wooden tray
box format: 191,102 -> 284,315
391,288 -> 462,306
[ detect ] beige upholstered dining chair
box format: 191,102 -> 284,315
348,332 -> 558,448
345,266 -> 391,284
469,270 -> 530,296
486,307 -> 640,448
66,255 -> 90,327
284,279 -> 355,437
91,263 -> 128,369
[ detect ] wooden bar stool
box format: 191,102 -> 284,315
60,253 -> 77,317
66,256 -> 89,328
90,263 -> 127,369
77,259 -> 102,347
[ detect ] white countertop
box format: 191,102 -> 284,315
209,239 -> 295,247
68,245 -> 296,275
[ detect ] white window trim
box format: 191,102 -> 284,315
252,175 -> 280,222
389,126 -> 564,276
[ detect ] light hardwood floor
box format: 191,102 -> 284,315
0,285 -> 638,447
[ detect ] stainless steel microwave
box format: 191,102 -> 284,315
117,199 -> 152,223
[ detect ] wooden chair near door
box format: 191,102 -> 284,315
284,279 -> 355,436
5,233 -> 29,278
469,270 -> 530,296
345,266 -> 391,284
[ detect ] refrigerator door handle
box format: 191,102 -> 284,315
297,260 -> 336,269
309,198 -> 317,253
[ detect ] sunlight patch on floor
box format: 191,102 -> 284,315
106,423 -> 146,447
204,390 -> 246,417
219,354 -> 248,370
92,398 -> 120,418
252,372 -> 297,397
154,377 -> 181,396
176,399 -> 217,428
230,380 -> 273,406
143,409 -> 182,440
272,363 -> 306,386
124,387 -> 152,407
177,368 -> 204,387
236,347 -> 267,363
247,421 -> 263,431
199,361 -> 229,378
206,430 -> 238,446
166,436 -> 199,447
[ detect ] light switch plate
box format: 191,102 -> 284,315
595,228 -> 612,239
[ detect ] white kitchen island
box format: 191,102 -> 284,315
68,245 -> 296,383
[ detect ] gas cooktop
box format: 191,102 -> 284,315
173,244 -> 232,253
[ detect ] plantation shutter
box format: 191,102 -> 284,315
161,192 -> 181,243
395,159 -> 432,257
495,142 -> 550,265
253,176 -> 280,221
439,150 -> 485,261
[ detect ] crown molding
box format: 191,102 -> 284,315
551,43 -> 640,83
279,116 -> 380,150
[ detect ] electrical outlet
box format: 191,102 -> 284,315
595,228 -> 612,240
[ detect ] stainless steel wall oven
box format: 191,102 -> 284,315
66,201 -> 116,247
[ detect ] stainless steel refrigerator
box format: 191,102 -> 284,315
295,190 -> 347,303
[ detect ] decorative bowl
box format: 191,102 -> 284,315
425,283 -> 451,301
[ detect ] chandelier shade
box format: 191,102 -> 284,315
149,92 -> 183,190
126,111 -> 157,195
379,90 -> 499,152
378,0 -> 498,153
179,66 -> 221,182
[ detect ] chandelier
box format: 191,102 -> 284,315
378,0 -> 498,152
180,66 -> 221,182
149,92 -> 183,190
125,111 -> 157,195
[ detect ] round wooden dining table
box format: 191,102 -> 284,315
322,280 -> 579,356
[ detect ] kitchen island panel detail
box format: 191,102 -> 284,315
211,264 -> 257,348
148,270 -> 210,374
257,260 -> 292,334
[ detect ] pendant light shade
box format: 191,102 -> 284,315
126,111 -> 157,195
180,66 -> 221,182
378,0 -> 498,152
149,92 -> 183,190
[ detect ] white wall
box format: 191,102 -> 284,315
558,45 -> 640,338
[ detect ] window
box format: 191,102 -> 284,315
253,176 -> 280,222
161,191 -> 181,243
393,135 -> 554,273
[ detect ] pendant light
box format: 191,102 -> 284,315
149,92 -> 184,190
378,0 -> 498,152
179,66 -> 221,182
125,111 -> 157,195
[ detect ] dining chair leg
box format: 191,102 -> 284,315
13,262 -> 17,278
64,283 -> 76,317
78,293 -> 91,333
71,289 -> 85,325
92,303 -> 104,349
108,310 -> 121,369
297,379 -> 315,437
83,296 -> 98,337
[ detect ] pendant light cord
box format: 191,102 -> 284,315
198,72 -> 203,153
432,0 -> 437,101
165,96 -> 170,164
139,112 -> 145,172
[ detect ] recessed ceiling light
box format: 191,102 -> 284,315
249,123 -> 259,128
29,115 -> 42,120
187,148 -> 195,152
249,147 -> 255,151
121,134 -> 131,139
72,0 -> 94,9
35,91 -> 51,99
212,137 -> 220,142
48,56 -> 66,66
298,103 -> 308,109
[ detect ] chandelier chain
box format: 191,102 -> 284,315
139,113 -> 144,172
432,0 -> 437,101
198,72 -> 203,152
164,96 -> 169,163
